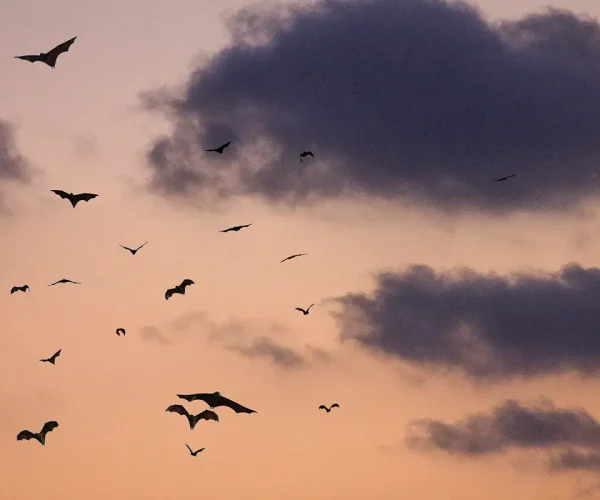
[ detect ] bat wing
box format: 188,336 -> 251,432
17,430 -> 36,441
180,279 -> 195,289
52,349 -> 61,359
318,405 -> 327,410
10,286 -> 18,294
331,403 -> 339,409
73,193 -> 98,203
15,54 -> 43,63
177,393 -> 211,404
197,410 -> 219,422
307,304 -> 314,311
120,245 -> 134,252
135,242 -> 148,251
40,421 -> 59,436
46,37 -> 76,66
218,397 -> 256,414
165,287 -> 178,300
220,227 -> 233,232
220,141 -> 231,150
186,444 -> 193,453
51,189 -> 71,200
295,308 -> 304,312
166,404 -> 190,417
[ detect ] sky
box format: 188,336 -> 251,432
3,0 -> 600,498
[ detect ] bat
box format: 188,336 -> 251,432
319,403 -> 339,413
165,405 -> 219,430
15,37 -> 76,69
48,279 -> 81,286
205,141 -> 231,154
17,421 -> 59,445
119,242 -> 148,255
494,174 -> 516,182
40,349 -> 61,365
186,444 -> 205,456
300,151 -> 314,162
280,253 -> 307,263
220,224 -> 252,233
11,285 -> 30,294
116,328 -> 126,336
165,279 -> 195,300
176,391 -> 257,414
295,304 -> 314,315
51,190 -> 98,208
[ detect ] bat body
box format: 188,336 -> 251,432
319,403 -> 339,413
186,444 -> 205,456
48,279 -> 81,286
165,279 -> 194,300
17,421 -> 59,445
300,151 -> 314,162
15,37 -> 76,69
205,141 -> 231,154
116,328 -> 126,336
220,224 -> 252,233
40,349 -> 61,364
280,253 -> 307,263
176,391 -> 256,414
11,285 -> 30,294
119,242 -> 147,255
51,190 -> 98,208
494,174 -> 516,182
295,304 -> 314,315
165,405 -> 219,430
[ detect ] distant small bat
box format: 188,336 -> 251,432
48,279 -> 81,286
205,141 -> 231,154
186,444 -> 206,456
220,224 -> 252,233
165,405 -> 219,430
15,37 -> 76,69
280,253 -> 307,263
319,403 -> 339,413
17,421 -> 59,446
119,242 -> 147,255
177,391 -> 257,414
295,304 -> 314,315
11,285 -> 30,294
494,174 -> 516,182
40,349 -> 61,365
300,151 -> 314,162
51,190 -> 98,208
116,328 -> 126,336
165,279 -> 195,300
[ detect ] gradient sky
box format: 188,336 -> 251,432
3,0 -> 600,499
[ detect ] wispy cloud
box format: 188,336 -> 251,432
138,325 -> 172,345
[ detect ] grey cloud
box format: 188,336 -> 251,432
139,325 -> 173,345
225,336 -> 307,369
0,120 -> 30,182
144,0 -> 600,214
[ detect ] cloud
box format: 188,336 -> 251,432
0,120 -> 30,183
225,336 -> 307,369
144,0 -> 600,214
407,399 -> 600,473
333,263 -> 600,381
138,325 -> 173,345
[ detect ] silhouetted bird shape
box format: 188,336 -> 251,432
48,279 -> 81,286
116,328 -> 126,336
177,391 -> 257,414
186,444 -> 205,456
11,285 -> 30,294
15,37 -> 76,69
165,279 -> 195,300
40,349 -> 61,365
205,141 -> 231,154
51,190 -> 98,207
494,174 -> 516,182
220,224 -> 251,233
280,253 -> 307,263
17,421 -> 59,446
300,151 -> 314,162
295,304 -> 314,315
319,403 -> 339,413
119,242 -> 147,255
165,405 -> 219,430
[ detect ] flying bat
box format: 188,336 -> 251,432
11,285 -> 30,294
186,444 -> 206,456
494,174 -> 516,182
280,253 -> 307,263
220,224 -> 252,233
205,141 -> 231,154
15,37 -> 76,69
319,403 -> 339,413
165,405 -> 219,430
51,190 -> 98,208
17,421 -> 59,446
165,279 -> 195,300
48,279 -> 81,286
176,391 -> 256,414
119,242 -> 147,255
295,304 -> 314,315
40,349 -> 61,365
116,328 -> 126,336
300,151 -> 314,162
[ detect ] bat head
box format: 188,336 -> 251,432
213,391 -> 221,397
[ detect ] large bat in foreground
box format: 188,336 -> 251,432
177,391 -> 256,414
165,405 -> 219,430
17,421 -> 59,445
15,37 -> 76,69
51,190 -> 98,208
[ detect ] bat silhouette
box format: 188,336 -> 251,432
220,224 -> 252,233
116,328 -> 126,336
319,403 -> 339,413
11,285 -> 30,294
165,279 -> 194,300
15,37 -> 76,69
300,151 -> 314,162
186,444 -> 205,456
17,421 -> 59,445
40,349 -> 61,364
119,242 -> 147,255
48,279 -> 81,286
165,405 -> 219,430
280,253 -> 307,263
494,174 -> 516,182
295,304 -> 314,315
205,141 -> 231,154
177,391 -> 256,414
51,190 -> 98,208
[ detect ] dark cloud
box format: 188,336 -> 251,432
144,0 -> 600,214
0,120 -> 30,183
407,399 -> 600,474
225,336 -> 307,369
333,263 -> 600,380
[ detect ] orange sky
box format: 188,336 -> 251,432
3,0 -> 600,499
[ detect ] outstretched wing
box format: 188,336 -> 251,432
295,307 -> 305,313
51,189 -> 71,200
307,304 -> 314,311
331,403 -> 339,409
218,141 -> 231,151
180,279 -> 195,289
318,405 -> 327,411
15,54 -> 43,63
196,410 -> 219,422
73,193 -> 98,203
10,286 -> 19,294
186,444 -> 193,453
220,227 -> 234,232
40,421 -> 59,436
119,245 -> 134,252
45,37 -> 76,67
165,287 -> 178,300
16,430 -> 36,441
166,404 -> 190,417
134,242 -> 148,252
218,396 -> 256,414
177,393 -> 211,404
